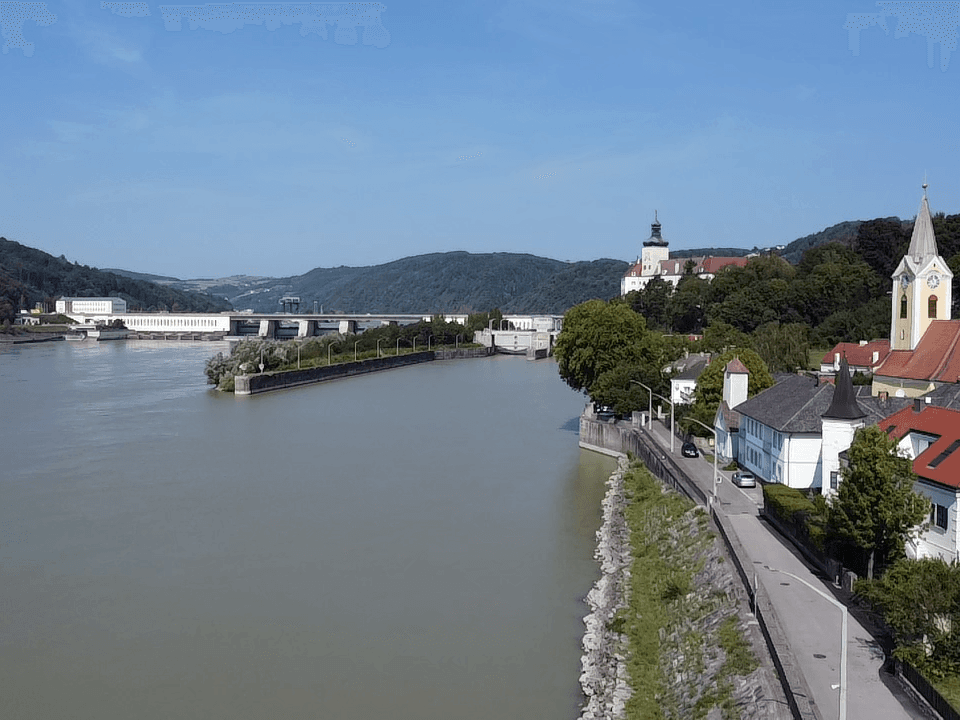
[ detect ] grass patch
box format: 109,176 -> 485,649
932,672 -> 960,712
620,463 -> 755,720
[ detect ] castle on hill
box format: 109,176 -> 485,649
620,212 -> 748,295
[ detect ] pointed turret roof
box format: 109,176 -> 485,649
822,357 -> 866,420
725,357 -> 749,374
907,183 -> 939,263
642,210 -> 668,247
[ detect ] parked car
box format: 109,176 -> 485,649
681,441 -> 699,458
595,404 -> 616,421
732,470 -> 756,488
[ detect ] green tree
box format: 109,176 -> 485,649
752,321 -> 810,372
827,425 -> 930,579
554,300 -> 666,408
686,348 -> 773,435
856,557 -> 960,676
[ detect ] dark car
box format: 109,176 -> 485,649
732,470 -> 756,488
681,441 -> 699,458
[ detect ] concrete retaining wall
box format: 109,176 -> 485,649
235,351 -> 437,395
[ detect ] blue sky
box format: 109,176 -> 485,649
2,0 -> 959,278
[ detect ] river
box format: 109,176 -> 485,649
0,340 -> 615,720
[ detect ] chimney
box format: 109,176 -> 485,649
859,340 -> 868,346
914,398 -> 923,413
834,353 -> 840,371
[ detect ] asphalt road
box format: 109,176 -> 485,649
642,419 -> 925,720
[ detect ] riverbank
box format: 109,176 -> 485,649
233,346 -> 494,395
580,456 -> 778,720
0,333 -> 64,344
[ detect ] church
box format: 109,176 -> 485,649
620,212 -> 748,295
872,184 -> 959,398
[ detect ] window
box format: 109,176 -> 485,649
932,503 -> 949,530
929,439 -> 960,469
929,295 -> 938,319
901,294 -> 908,319
830,471 -> 839,490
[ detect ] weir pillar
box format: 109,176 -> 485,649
339,319 -> 357,334
258,319 -> 278,338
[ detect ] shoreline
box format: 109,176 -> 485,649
578,455 -> 633,720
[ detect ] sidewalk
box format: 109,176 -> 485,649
640,419 -> 924,720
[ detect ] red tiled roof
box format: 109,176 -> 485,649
820,340 -> 891,369
881,404 -> 960,488
699,256 -> 748,274
875,321 -> 960,382
623,261 -> 643,277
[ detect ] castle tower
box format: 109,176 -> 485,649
820,358 -> 867,496
640,210 -> 669,277
890,183 -> 954,350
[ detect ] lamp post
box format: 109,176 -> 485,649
413,337 -> 417,352
428,335 -> 432,351
259,347 -> 265,374
683,416 -> 719,504
328,343 -> 332,366
652,391 -> 675,453
630,380 -> 653,429
354,340 -> 360,361
456,334 -> 462,349
396,337 -> 402,356
765,566 -> 847,720
377,339 -> 383,358
297,342 -> 301,369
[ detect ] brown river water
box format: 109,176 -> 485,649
0,340 -> 615,720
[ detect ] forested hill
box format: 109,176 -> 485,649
0,238 -> 233,321
199,252 -> 629,314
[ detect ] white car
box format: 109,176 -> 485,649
732,471 -> 756,488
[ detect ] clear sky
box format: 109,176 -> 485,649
2,0 -> 959,278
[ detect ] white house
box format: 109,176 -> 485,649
666,352 -> 712,405
882,402 -> 960,563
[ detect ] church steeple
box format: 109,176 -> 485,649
889,181 -> 954,351
907,182 -> 938,263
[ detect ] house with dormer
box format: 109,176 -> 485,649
881,402 -> 960,562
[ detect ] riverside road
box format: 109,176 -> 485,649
639,418 -> 924,720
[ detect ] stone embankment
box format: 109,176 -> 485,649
579,456 -> 633,720
579,454 -> 788,720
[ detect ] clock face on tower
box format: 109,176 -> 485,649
928,273 -> 941,289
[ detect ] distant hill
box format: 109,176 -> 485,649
171,252 -> 629,314
0,238 -> 233,321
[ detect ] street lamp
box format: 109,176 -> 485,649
377,339 -> 383,358
354,339 -> 360,361
328,342 -> 332,366
630,380 -> 653,429
396,337 -> 402,356
412,337 -> 417,352
682,416 -> 719,504
765,566 -> 847,720
456,334 -> 462,349
652,391 -> 675,454
297,341 -> 301,369
259,347 -> 265,374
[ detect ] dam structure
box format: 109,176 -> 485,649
59,309 -> 564,353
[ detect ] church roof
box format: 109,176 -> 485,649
907,186 -> 939,263
823,358 -> 867,420
875,320 -> 960,383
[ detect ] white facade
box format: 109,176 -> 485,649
739,413 -> 822,488
820,417 -> 865,497
56,297 -> 127,315
100,313 -> 232,333
671,377 -> 697,405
